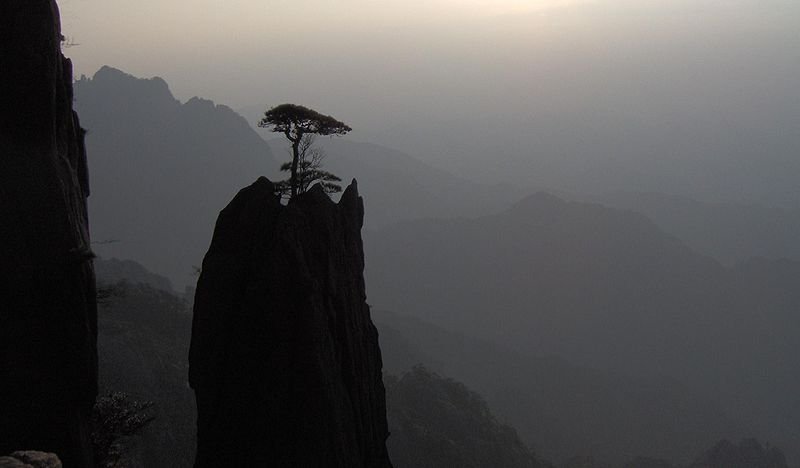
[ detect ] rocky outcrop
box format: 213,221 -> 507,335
0,2 -> 97,467
189,178 -> 392,467
0,452 -> 62,468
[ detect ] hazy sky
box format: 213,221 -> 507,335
60,0 -> 800,204
61,0 -> 799,109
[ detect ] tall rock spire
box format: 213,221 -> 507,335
189,178 -> 392,467
0,1 -> 97,466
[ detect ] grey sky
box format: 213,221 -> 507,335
60,0 -> 800,204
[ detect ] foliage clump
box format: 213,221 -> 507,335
91,392 -> 155,468
273,134 -> 342,197
258,103 -> 351,199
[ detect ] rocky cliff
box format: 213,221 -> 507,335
0,1 -> 97,467
189,178 -> 392,467
0,451 -> 62,468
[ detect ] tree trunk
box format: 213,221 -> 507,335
290,137 -> 301,198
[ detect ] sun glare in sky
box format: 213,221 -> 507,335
441,0 -> 595,16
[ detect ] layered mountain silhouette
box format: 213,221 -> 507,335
73,66 -> 799,467
365,193 -> 800,465
75,67 -> 525,287
375,310 -> 737,465
597,191 -> 800,265
74,66 -> 278,288
384,366 -> 545,468
95,257 -> 175,293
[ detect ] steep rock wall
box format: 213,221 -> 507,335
0,1 -> 97,467
189,178 -> 392,467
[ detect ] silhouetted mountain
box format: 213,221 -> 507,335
73,66 -> 277,288
95,257 -> 174,293
75,68 -> 531,287
0,2 -> 97,465
597,191 -> 800,265
385,366 -> 545,468
189,178 -> 391,467
365,193 -> 800,466
375,310 -> 737,465
265,137 -> 526,228
690,439 -> 788,468
367,192 -> 724,373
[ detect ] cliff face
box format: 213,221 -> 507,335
189,178 -> 392,467
0,1 -> 97,467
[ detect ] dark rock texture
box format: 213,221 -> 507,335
189,178 -> 392,467
0,1 -> 97,467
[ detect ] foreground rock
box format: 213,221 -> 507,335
0,1 -> 96,467
0,452 -> 62,468
189,179 -> 392,467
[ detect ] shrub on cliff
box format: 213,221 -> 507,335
258,104 -> 351,198
91,392 -> 154,468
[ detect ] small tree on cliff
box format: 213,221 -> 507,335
273,134 -> 343,198
258,104 -> 352,199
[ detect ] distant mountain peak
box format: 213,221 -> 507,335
94,65 -> 166,88
73,67 -> 276,289
86,65 -> 177,106
185,96 -> 216,109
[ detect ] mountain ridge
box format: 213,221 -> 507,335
74,66 -> 277,288
365,191 -> 800,465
